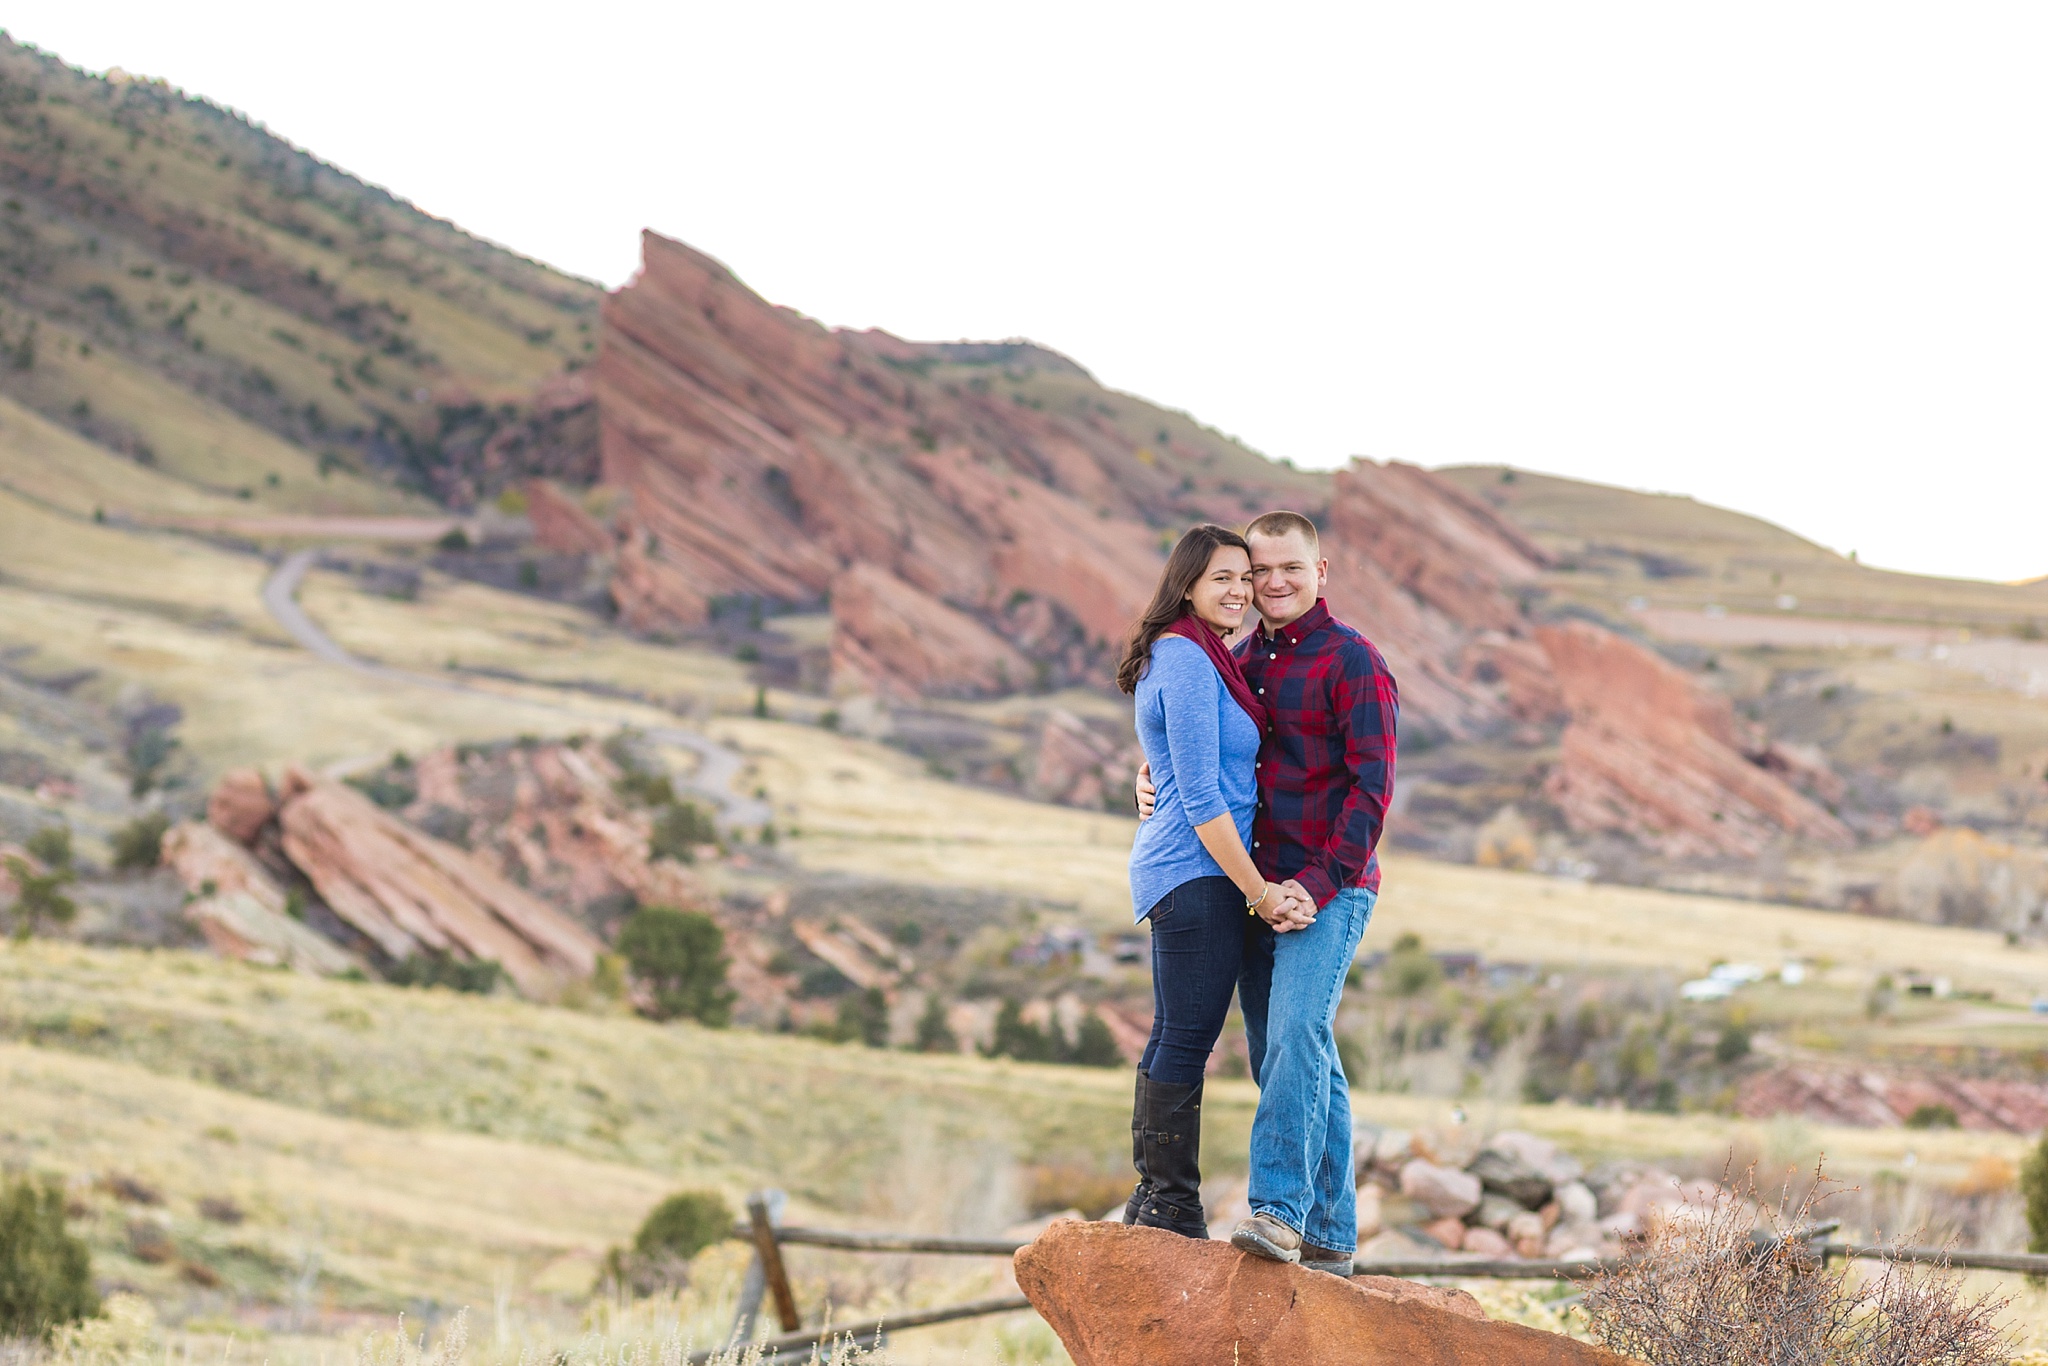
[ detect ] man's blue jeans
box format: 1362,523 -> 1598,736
1239,886 -> 1375,1252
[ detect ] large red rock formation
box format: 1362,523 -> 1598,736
1536,622 -> 1854,858
161,821 -> 360,974
274,765 -> 603,997
402,739 -> 707,920
594,232 -> 1296,692
1014,1221 -> 1630,1366
1738,1066 -> 2048,1133
1320,460 -> 1554,736
829,562 -> 1031,699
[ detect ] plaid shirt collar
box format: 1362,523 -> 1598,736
1254,598 -> 1332,651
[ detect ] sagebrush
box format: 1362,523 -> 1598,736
1582,1165 -> 2012,1366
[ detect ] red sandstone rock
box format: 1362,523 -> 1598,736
1737,1065 -> 2048,1132
523,478 -> 612,555
161,821 -> 359,974
1013,1221 -> 1632,1366
594,233 -> 1309,695
1536,621 -> 1855,858
1319,460 -> 1554,736
829,562 -> 1030,699
1029,708 -> 1143,810
207,767 -> 275,845
275,765 -> 602,997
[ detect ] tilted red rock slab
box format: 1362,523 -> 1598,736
1321,459 -> 1553,737
162,822 -> 361,975
1536,621 -> 1853,857
593,231 -> 1303,699
830,561 -> 1030,699
1014,1221 -> 1634,1366
275,766 -> 601,996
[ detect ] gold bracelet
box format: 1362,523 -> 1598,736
1245,883 -> 1270,916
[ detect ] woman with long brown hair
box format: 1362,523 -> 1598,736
1115,524 -> 1312,1238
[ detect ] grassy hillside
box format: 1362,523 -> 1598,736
0,36 -> 599,511
1438,464 -> 2048,628
6,938 -> 2042,1366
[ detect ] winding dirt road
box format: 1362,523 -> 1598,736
261,550 -> 772,828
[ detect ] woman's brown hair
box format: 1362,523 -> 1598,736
1115,524 -> 1251,695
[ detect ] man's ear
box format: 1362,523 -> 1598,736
1315,558 -> 1329,594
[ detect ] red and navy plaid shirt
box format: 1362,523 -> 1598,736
1239,599 -> 1400,906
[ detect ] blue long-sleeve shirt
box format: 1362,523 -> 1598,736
1128,635 -> 1262,920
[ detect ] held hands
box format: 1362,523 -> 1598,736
1255,879 -> 1317,933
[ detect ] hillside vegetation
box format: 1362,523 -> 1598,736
2,941 -> 2028,1303
0,36 -> 600,511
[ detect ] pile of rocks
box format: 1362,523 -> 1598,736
1358,1128 -> 1715,1262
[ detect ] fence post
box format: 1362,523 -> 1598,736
729,1189 -> 788,1344
747,1189 -> 802,1333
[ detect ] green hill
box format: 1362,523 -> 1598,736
0,36 -> 598,513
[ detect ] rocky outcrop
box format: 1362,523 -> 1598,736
1320,460 -> 1553,737
206,767 -> 275,845
523,478 -> 613,555
1536,622 -> 1854,858
161,821 -> 359,974
1014,1221 -> 1631,1366
274,765 -> 603,997
1737,1066 -> 2048,1133
594,232 -> 1305,695
399,738 -> 709,926
829,562 -> 1031,699
1029,708 -> 1143,811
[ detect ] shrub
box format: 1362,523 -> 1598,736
1714,1025 -> 1752,1065
985,998 -> 1056,1062
2022,1129 -> 2048,1252
914,993 -> 958,1053
615,770 -> 676,807
648,801 -> 717,862
1906,1103 -> 1960,1130
1385,934 -> 1442,996
617,906 -> 733,1025
25,826 -> 72,869
4,856 -> 76,940
0,1176 -> 98,1339
634,1190 -> 732,1262
1068,1012 -> 1124,1068
385,951 -> 504,994
1583,1166 -> 2011,1366
835,987 -> 888,1047
110,812 -> 169,870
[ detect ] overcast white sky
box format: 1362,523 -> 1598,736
11,3 -> 2046,582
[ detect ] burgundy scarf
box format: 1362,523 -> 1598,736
1166,614 -> 1268,732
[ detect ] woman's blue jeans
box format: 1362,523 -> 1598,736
1239,886 -> 1375,1253
1138,876 -> 1256,1086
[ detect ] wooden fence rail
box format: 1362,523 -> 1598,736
707,1192 -> 2048,1362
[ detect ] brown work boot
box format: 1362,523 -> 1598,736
1230,1212 -> 1302,1264
1300,1243 -> 1354,1276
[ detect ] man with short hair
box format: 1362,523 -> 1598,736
1136,510 -> 1398,1275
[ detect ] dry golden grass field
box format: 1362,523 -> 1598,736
11,939 -> 2048,1364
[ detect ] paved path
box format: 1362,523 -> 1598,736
260,551 -> 772,829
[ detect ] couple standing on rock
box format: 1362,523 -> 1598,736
1118,511 -> 1398,1277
